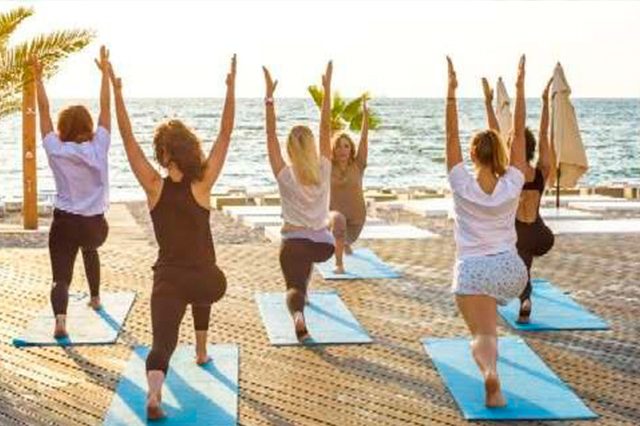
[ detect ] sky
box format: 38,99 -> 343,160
4,0 -> 640,98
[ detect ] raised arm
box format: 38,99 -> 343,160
482,77 -> 500,132
319,61 -> 332,159
94,46 -> 111,132
262,66 -> 285,176
538,78 -> 552,182
32,57 -> 54,138
355,96 -> 369,167
201,54 -> 236,189
109,64 -> 161,199
445,56 -> 463,172
510,55 -> 527,172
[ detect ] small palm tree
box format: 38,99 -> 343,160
308,85 -> 381,133
0,6 -> 94,118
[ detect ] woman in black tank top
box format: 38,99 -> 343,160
109,55 -> 236,420
482,76 -> 555,324
515,167 -> 554,322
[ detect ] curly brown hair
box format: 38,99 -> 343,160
57,105 -> 94,143
524,127 -> 537,163
153,119 -> 205,182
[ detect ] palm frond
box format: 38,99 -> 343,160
331,92 -> 346,119
0,29 -> 94,105
348,110 -> 381,132
307,85 -> 323,108
368,112 -> 381,130
0,7 -> 34,51
0,95 -> 21,117
342,97 -> 362,122
349,112 -> 363,132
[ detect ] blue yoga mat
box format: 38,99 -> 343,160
422,336 -> 597,421
499,279 -> 609,331
104,344 -> 238,425
315,248 -> 401,280
13,292 -> 136,347
255,290 -> 372,346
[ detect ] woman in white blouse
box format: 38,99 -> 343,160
262,62 -> 335,341
445,56 -> 529,407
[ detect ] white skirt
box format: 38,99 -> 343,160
452,250 -> 528,306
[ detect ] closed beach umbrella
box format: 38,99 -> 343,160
550,62 -> 588,191
495,77 -> 512,142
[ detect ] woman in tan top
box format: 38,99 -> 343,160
329,99 -> 369,274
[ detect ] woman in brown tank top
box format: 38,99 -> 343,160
329,99 -> 370,274
108,55 -> 236,421
482,76 -> 555,323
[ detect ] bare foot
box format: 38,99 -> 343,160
196,352 -> 211,365
516,299 -> 532,324
146,393 -> 165,420
293,312 -> 310,341
54,317 -> 67,339
88,296 -> 102,311
484,371 -> 506,407
344,244 -> 353,255
333,264 -> 346,274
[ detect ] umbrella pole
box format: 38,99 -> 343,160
555,167 -> 561,209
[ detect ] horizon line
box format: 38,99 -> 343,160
45,96 -> 640,100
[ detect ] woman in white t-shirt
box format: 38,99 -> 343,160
445,56 -> 529,407
33,47 -> 112,340
262,62 -> 335,341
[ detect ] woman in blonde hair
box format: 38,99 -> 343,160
262,62 -> 335,341
329,99 -> 369,274
445,56 -> 528,407
481,77 -> 555,324
109,55 -> 235,420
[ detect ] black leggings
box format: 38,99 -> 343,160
49,209 -> 108,315
516,218 -> 555,301
146,265 -> 226,375
279,238 -> 334,314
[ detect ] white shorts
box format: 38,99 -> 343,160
452,250 -> 528,306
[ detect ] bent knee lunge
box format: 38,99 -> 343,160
192,304 -> 212,331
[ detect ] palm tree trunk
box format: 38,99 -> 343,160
22,68 -> 37,229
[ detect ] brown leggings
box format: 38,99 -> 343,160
145,265 -> 227,375
49,209 -> 108,315
279,239 -> 334,314
145,297 -> 212,375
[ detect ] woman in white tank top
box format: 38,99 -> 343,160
262,62 -> 336,341
445,56 -> 529,408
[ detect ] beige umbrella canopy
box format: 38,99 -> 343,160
495,77 -> 513,142
549,62 -> 588,189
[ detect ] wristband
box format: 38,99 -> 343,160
264,97 -> 274,105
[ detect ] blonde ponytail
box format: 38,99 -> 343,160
287,125 -> 321,185
471,129 -> 508,177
